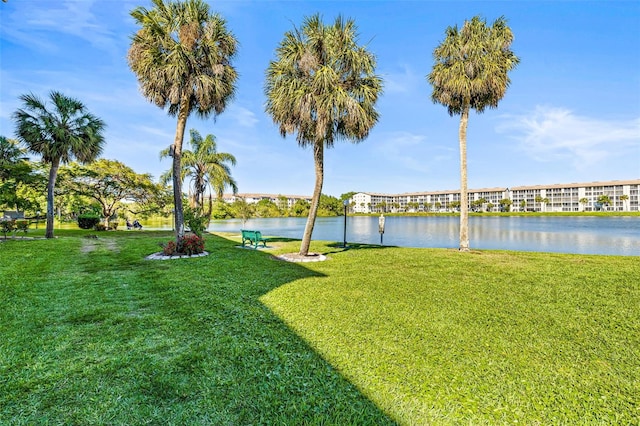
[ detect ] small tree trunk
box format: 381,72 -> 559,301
299,142 -> 324,256
172,100 -> 190,242
45,158 -> 61,239
458,107 -> 470,251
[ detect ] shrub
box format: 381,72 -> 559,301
159,234 -> 205,256
1,219 -> 16,239
77,214 -> 101,230
178,234 -> 205,255
15,220 -> 29,237
94,224 -> 107,231
184,207 -> 208,237
161,240 -> 177,256
109,222 -> 119,230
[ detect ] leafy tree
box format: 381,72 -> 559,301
265,14 -> 382,256
486,202 -> 495,212
427,16 -> 519,251
230,197 -> 254,225
160,129 -> 237,218
597,195 -> 611,211
449,200 -> 461,212
318,194 -> 343,216
520,200 -> 527,211
291,199 -> 310,217
255,199 -> 280,218
128,0 -> 238,243
579,197 -> 589,212
0,136 -> 39,212
499,198 -> 512,212
13,91 -> 105,238
60,159 -> 166,228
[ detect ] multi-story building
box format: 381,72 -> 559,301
222,193 -> 312,210
351,179 -> 640,213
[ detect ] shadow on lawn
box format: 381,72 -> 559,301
56,232 -> 396,424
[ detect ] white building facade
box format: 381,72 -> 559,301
351,179 -> 640,213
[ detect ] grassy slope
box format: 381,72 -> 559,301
1,230 -> 639,425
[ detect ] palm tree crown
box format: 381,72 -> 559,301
128,0 -> 238,241
265,14 -> 382,255
12,91 -> 105,238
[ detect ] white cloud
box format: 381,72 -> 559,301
497,106 -> 640,169
3,0 -> 121,56
381,64 -> 422,95
226,105 -> 259,128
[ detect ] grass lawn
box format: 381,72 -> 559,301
1,230 -> 638,425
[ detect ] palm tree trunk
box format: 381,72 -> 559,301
300,142 -> 324,256
172,101 -> 189,242
45,157 -> 60,239
458,107 -> 470,251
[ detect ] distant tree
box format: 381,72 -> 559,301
435,202 -> 442,211
620,194 -> 629,211
520,200 -> 527,211
60,159 -> 166,228
265,14 -> 382,256
427,16 -> 519,251
128,0 -> 238,243
597,195 -> 611,211
255,199 -> 280,218
230,197 -> 254,225
486,202 -> 495,212
579,197 -> 589,212
499,198 -> 512,212
291,199 -> 310,217
13,91 -> 105,238
450,200 -> 461,212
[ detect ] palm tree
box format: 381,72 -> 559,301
128,0 -> 238,242
265,14 -> 382,256
427,16 -> 519,251
13,91 -> 105,238
579,197 -> 589,212
620,194 -> 629,211
160,129 -> 237,217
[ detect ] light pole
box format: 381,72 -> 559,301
342,199 -> 348,248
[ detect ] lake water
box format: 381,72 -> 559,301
193,216 -> 639,256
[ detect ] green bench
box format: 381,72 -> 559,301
241,229 -> 268,249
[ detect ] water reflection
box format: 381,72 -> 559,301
145,216 -> 640,256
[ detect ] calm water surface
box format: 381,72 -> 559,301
194,216 -> 639,256
143,216 -> 639,256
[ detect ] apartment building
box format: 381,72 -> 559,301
352,179 -> 640,213
222,193 -> 312,209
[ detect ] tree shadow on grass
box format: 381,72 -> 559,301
2,231 -> 396,424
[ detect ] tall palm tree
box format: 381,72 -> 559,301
128,0 -> 238,242
265,14 -> 382,256
427,16 -> 519,251
13,91 -> 105,238
160,129 -> 237,216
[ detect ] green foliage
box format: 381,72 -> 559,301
184,206 -> 208,237
77,214 -> 101,230
291,199 -> 310,217
209,199 -> 233,220
0,219 -> 16,239
318,194 -> 343,216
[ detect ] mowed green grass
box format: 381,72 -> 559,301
1,230 -> 638,425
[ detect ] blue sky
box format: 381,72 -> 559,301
1,1 -> 639,197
